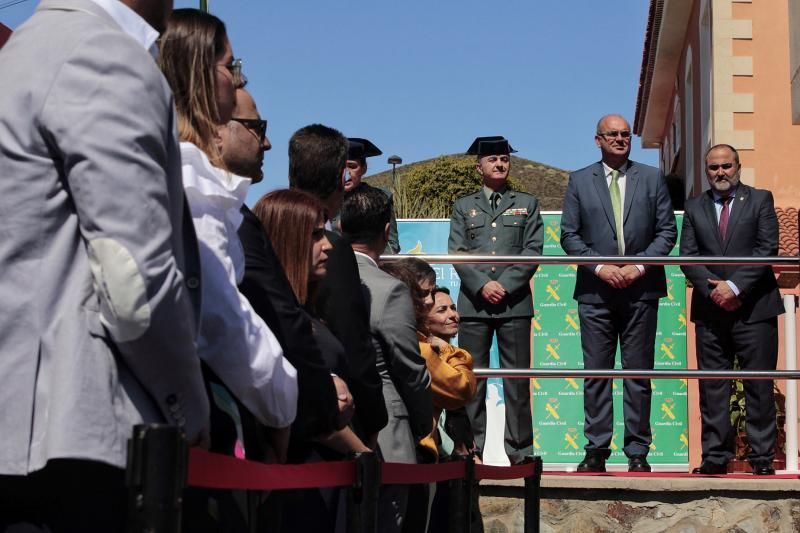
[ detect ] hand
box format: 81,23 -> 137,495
618,265 -> 643,286
708,279 -> 741,311
332,375 -> 354,427
428,335 -> 448,351
480,281 -> 507,305
596,265 -> 627,289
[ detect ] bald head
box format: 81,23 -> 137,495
595,114 -> 632,168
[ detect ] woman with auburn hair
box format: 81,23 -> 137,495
254,189 -> 369,532
158,8 -> 297,459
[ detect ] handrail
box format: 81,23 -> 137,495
472,369 -> 800,380
381,254 -> 800,266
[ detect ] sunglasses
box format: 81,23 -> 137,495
218,58 -> 247,88
598,130 -> 632,139
707,163 -> 735,171
231,118 -> 267,142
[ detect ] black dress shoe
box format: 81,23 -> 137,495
577,452 -> 606,473
691,461 -> 728,475
750,461 -> 776,476
628,455 -> 651,472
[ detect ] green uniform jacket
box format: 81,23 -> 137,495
448,188 -> 543,318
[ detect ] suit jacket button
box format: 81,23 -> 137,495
491,251 -> 496,255
491,222 -> 497,228
166,394 -> 178,405
491,267 -> 496,272
186,277 -> 200,289
470,233 -> 475,239
492,236 -> 497,242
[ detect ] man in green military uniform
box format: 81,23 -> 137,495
448,136 -> 543,464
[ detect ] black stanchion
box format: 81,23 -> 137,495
347,451 -> 380,533
126,424 -> 187,533
523,456 -> 543,533
447,454 -> 473,533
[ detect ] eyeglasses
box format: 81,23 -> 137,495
218,58 -> 247,88
231,117 -> 267,142
598,130 -> 632,139
707,163 -> 735,171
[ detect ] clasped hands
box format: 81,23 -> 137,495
597,264 -> 643,289
708,279 -> 741,311
480,280 -> 507,305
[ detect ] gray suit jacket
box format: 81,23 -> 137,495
355,254 -> 432,463
560,160 -> 677,303
0,0 -> 208,475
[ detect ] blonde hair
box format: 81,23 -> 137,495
159,8 -> 228,169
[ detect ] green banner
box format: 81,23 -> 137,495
532,213 -> 687,466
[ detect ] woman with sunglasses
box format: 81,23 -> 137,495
254,189 -> 370,531
159,9 -> 297,461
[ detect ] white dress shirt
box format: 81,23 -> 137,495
596,161 -> 645,275
181,142 -> 298,428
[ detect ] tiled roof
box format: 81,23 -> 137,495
777,207 -> 798,257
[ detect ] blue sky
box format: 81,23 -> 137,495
1,0 -> 657,204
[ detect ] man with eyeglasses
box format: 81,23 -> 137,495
219,89 -> 345,467
561,114 -> 676,473
680,144 -> 783,476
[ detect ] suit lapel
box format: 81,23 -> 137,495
622,162 -> 638,225
591,163 -> 617,235
475,192 -> 492,217
722,185 -> 750,253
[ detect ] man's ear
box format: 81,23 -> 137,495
213,124 -> 226,151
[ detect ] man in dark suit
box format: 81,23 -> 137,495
448,136 -> 544,465
226,91 -> 342,461
680,143 -> 784,476
560,114 -> 676,473
289,125 -> 388,447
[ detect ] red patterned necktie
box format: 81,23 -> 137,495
718,196 -> 732,240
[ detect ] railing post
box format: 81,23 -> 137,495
448,454 -> 473,533
523,456 -> 543,533
126,424 -> 187,533
347,451 -> 380,533
784,294 -> 798,472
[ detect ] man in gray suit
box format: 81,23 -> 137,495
0,0 -> 208,529
560,114 -> 676,473
341,184 -> 432,532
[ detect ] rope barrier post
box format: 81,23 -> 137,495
523,456 -> 543,533
447,454 -> 473,533
346,451 -> 380,533
125,424 -> 187,533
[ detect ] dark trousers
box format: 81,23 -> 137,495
578,299 -> 657,458
460,317 -> 532,464
695,316 -> 778,465
0,459 -> 126,533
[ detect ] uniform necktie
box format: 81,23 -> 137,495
491,192 -> 501,211
609,170 -> 623,254
719,196 -> 732,241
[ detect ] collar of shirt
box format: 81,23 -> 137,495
602,160 -> 630,181
483,185 -> 507,202
353,250 -> 378,268
86,0 -> 159,55
711,186 -> 739,204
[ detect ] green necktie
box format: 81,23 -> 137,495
491,192 -> 501,211
609,170 -> 623,254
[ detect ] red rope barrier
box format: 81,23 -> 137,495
475,462 -> 536,481
381,461 -> 466,485
188,450 -> 538,491
188,449 -> 356,490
